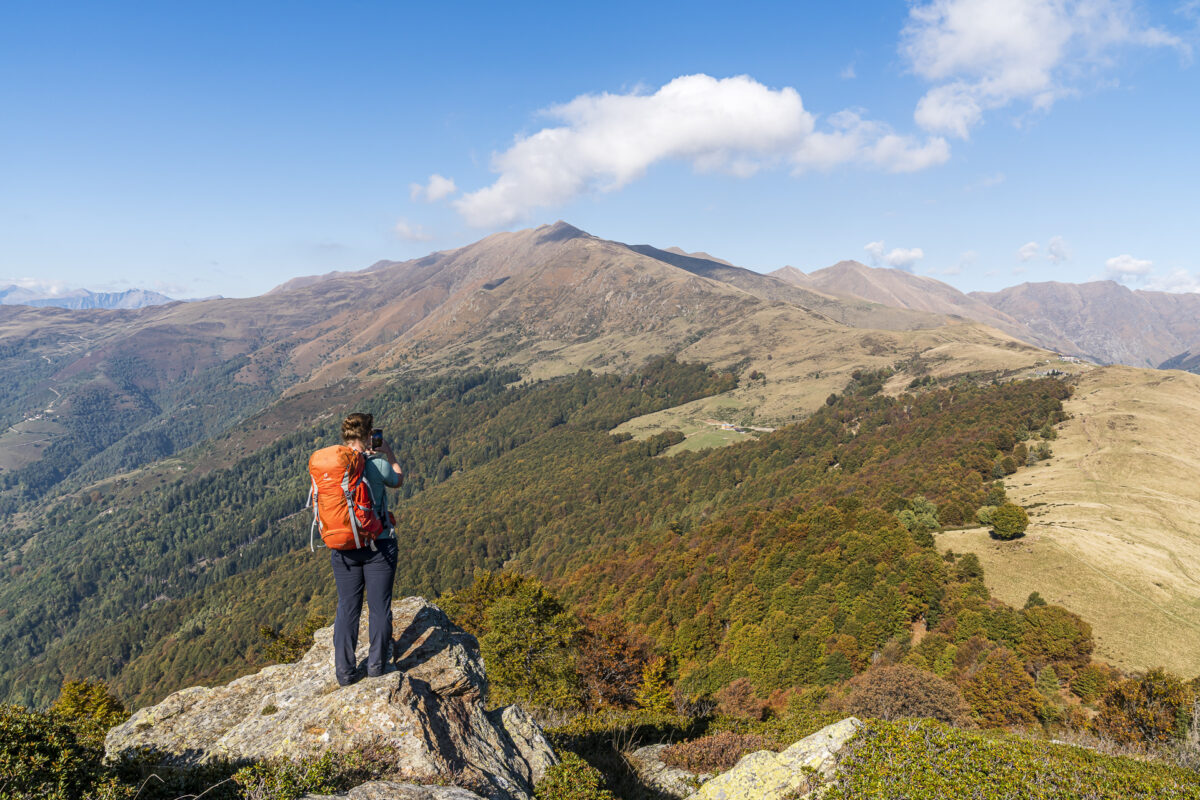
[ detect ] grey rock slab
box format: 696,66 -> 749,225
106,597 -> 557,800
626,743 -> 712,798
301,782 -> 487,799
683,717 -> 862,800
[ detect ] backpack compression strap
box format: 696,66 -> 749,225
307,479 -> 320,552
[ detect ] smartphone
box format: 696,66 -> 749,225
371,428 -> 383,449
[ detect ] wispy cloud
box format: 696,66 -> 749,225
410,174 -> 458,203
903,0 -> 1188,138
0,277 -> 72,296
454,74 -> 948,227
1047,235 -> 1070,263
393,219 -> 434,242
1145,268 -> 1200,293
1017,235 -> 1071,265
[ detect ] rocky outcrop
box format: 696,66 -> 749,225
683,717 -> 862,800
626,743 -> 712,798
302,783 -> 486,799
105,597 -> 557,800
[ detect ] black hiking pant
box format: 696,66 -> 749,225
330,538 -> 398,684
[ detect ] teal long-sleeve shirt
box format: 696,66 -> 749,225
363,454 -> 401,540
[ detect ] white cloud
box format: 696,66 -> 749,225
792,110 -> 951,174
1105,253 -> 1153,280
455,74 -> 949,227
865,241 -> 925,271
903,0 -> 1188,138
1145,268 -> 1200,293
1018,241 -> 1040,261
841,62 -> 857,79
409,174 -> 458,203
393,219 -> 434,242
1047,235 -> 1070,263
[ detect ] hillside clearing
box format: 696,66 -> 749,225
940,365 -> 1200,675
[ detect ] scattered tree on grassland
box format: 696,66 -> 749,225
990,503 -> 1029,540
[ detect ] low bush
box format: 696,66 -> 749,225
0,703 -> 134,800
660,730 -> 775,773
825,719 -> 1200,799
232,751 -> 371,800
830,664 -> 972,726
534,752 -> 615,800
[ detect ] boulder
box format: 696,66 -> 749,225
683,717 -> 862,800
626,743 -> 713,798
105,597 -> 557,800
301,782 -> 486,799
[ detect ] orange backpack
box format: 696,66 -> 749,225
306,445 -> 384,551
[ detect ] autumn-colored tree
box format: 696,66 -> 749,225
576,615 -> 651,711
49,679 -> 129,747
962,647 -> 1042,727
1019,604 -> 1093,670
1071,663 -> 1117,703
635,657 -> 675,713
1096,668 -> 1195,745
715,677 -> 770,721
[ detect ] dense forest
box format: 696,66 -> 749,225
0,357 -> 735,705
4,353 -> 1079,714
4,351 -> 1200,798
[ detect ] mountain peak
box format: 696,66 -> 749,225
533,220 -> 590,243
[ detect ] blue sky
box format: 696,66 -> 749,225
1,0 -> 1196,298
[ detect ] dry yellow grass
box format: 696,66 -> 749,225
940,365 -> 1200,675
613,310 -> 1085,443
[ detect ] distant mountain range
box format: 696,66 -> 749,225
0,285 -> 176,309
772,261 -> 1200,371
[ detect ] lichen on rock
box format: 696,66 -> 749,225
682,717 -> 862,800
105,597 -> 557,800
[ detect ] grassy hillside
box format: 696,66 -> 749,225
939,365 -> 1200,674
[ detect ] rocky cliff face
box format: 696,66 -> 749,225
105,597 -> 557,800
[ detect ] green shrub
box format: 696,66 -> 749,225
534,752 -> 616,800
49,678 -> 129,747
0,704 -> 134,800
258,614 -> 330,664
825,719 -> 1200,799
990,503 -> 1029,540
232,751 -> 369,800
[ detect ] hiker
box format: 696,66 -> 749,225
328,412 -> 404,685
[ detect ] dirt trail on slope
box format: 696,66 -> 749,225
940,365 -> 1200,674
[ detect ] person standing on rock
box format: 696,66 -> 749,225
331,411 -> 403,685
